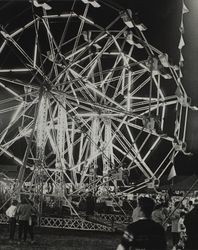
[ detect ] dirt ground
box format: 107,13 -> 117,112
0,225 -> 121,250
0,225 -> 174,250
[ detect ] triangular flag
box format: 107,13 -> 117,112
175,120 -> 180,133
180,52 -> 184,62
183,3 -> 189,14
170,151 -> 175,163
168,165 -> 176,181
179,59 -> 184,68
178,35 -> 185,49
175,86 -> 182,98
179,69 -> 183,78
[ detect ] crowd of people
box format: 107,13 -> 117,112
116,195 -> 198,250
3,191 -> 198,249
5,195 -> 38,245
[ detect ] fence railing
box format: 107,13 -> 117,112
0,213 -> 130,232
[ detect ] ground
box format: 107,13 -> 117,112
0,225 -> 121,250
0,225 -> 174,250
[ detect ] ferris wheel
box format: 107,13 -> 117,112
0,0 -> 190,206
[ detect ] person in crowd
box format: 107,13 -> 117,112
184,198 -> 198,250
27,199 -> 38,244
162,201 -> 170,230
177,211 -> 186,250
6,199 -> 18,242
178,211 -> 186,235
122,168 -> 130,186
152,202 -> 166,227
131,200 -> 139,222
116,197 -> 167,250
170,201 -> 181,250
85,191 -> 95,217
180,203 -> 188,214
16,196 -> 35,244
187,200 -> 194,212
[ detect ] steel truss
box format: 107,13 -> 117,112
0,210 -> 131,231
40,216 -> 112,231
0,1 -> 190,216
0,213 -> 113,231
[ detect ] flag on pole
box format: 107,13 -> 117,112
178,35 -> 185,49
168,165 -> 176,181
182,2 -> 189,14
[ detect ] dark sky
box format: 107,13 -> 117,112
0,0 -> 197,175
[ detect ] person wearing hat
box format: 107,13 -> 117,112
184,198 -> 198,250
116,197 -> 167,250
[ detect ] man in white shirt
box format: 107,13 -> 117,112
6,200 -> 18,241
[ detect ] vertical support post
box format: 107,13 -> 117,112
32,91 -> 48,214
17,88 -> 44,198
102,118 -> 112,188
55,95 -> 66,200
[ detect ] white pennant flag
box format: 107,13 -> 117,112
180,52 -> 184,62
179,58 -> 184,67
178,35 -> 185,49
168,165 -> 176,181
179,70 -> 183,78
183,2 -> 189,14
177,77 -> 181,84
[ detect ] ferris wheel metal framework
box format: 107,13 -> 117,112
0,0 -> 190,215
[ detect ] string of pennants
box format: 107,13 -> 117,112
178,0 -> 189,82
168,0 -> 189,181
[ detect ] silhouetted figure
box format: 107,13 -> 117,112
16,196 -> 34,244
27,199 -> 38,244
85,192 -> 95,217
170,201 -> 181,249
47,179 -> 53,194
184,199 -> 198,250
116,197 -> 167,250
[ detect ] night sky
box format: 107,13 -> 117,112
0,0 -> 197,176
